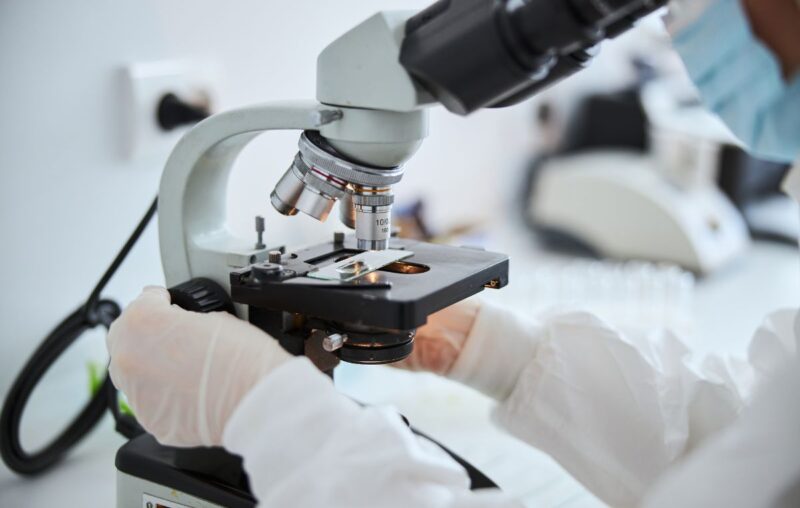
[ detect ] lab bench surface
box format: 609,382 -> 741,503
1,239 -> 797,508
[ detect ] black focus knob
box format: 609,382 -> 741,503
167,278 -> 235,314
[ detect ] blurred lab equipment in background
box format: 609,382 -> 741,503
491,259 -> 696,336
393,199 -> 488,245
523,60 -> 795,275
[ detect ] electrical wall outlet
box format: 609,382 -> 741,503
120,59 -> 221,161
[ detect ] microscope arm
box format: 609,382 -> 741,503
158,101 -> 342,290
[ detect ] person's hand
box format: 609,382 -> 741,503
398,300 -> 480,376
106,286 -> 291,447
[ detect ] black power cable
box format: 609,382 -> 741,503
0,197 -> 157,475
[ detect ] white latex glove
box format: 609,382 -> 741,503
106,286 -> 291,447
399,300 -> 542,402
397,299 -> 480,376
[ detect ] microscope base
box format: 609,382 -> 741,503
117,471 -> 231,508
116,428 -> 497,508
116,435 -> 253,508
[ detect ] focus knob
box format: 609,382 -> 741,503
167,278 -> 235,314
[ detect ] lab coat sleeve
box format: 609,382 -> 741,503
642,309 -> 800,508
448,303 -> 750,508
222,356 -> 521,508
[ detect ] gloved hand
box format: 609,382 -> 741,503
106,286 -> 291,447
399,299 -> 542,402
398,299 -> 480,376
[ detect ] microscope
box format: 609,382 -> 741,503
114,1 -> 667,506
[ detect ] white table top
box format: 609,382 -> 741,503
2,234 -> 797,507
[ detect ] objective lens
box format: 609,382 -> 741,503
355,204 -> 391,250
339,192 -> 357,229
352,187 -> 394,251
270,153 -> 346,222
294,184 -> 337,221
270,158 -> 305,216
270,132 -> 403,248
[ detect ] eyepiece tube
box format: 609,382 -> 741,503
400,0 -> 668,115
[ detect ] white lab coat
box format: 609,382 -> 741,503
223,164 -> 800,507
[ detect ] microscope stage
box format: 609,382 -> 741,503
230,237 -> 508,330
